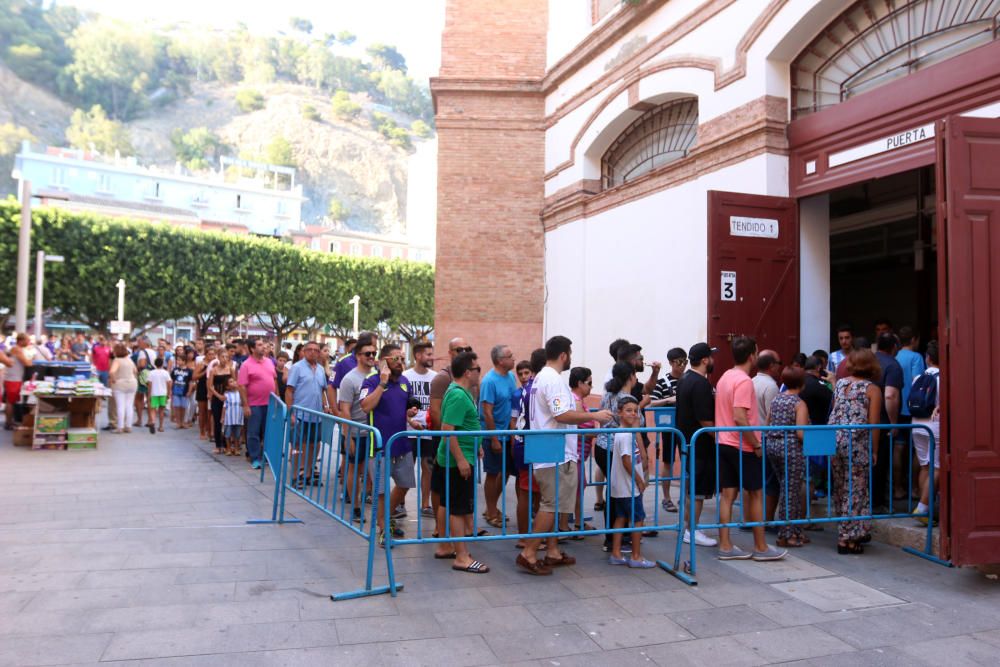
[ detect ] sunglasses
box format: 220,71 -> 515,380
360,351 -> 376,358
470,366 -> 481,372
453,346 -> 472,354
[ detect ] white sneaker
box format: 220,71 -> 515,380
683,529 -> 718,547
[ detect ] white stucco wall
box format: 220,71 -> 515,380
544,153 -> 788,385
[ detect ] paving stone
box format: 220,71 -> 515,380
0,632 -> 112,666
0,590 -> 36,613
897,634 -> 1000,665
610,589 -> 712,615
560,573 -> 656,598
22,586 -> 136,612
749,598 -> 857,626
435,604 -> 542,636
378,635 -> 498,667
728,625 -> 855,662
298,592 -> 399,620
642,635 -> 771,666
772,576 -> 907,612
394,587 -> 492,615
84,598 -> 303,634
336,612 -> 444,644
525,595 -> 631,626
789,645 -> 928,666
718,554 -> 837,583
669,605 -> 781,639
578,614 -> 693,649
475,581 -> 578,606
690,581 -> 791,607
101,620 -> 340,660
482,625 -> 602,662
122,552 -> 215,569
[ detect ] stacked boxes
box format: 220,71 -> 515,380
66,428 -> 98,450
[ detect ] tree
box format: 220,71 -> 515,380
170,127 -> 224,171
297,41 -> 335,89
331,90 -> 361,119
289,17 -> 313,34
265,136 -> 295,167
0,123 -> 36,155
410,120 -> 433,138
327,198 -> 348,222
337,31 -> 357,46
65,18 -> 158,120
66,105 -> 133,155
301,104 -> 320,122
366,43 -> 407,73
0,0 -> 78,93
235,88 -> 265,112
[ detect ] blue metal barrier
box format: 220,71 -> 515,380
247,394 -> 302,525
372,425 -> 695,598
684,422 -> 947,580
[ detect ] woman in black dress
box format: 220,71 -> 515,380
208,349 -> 234,455
194,347 -> 215,441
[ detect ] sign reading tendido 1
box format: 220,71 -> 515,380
729,216 -> 779,239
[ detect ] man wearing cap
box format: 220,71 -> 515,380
675,343 -> 718,547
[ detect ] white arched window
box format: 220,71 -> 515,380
371,245 -> 383,258
601,97 -> 698,189
329,241 -> 342,254
350,243 -> 362,256
792,0 -> 1000,118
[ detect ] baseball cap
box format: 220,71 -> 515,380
688,342 -> 717,365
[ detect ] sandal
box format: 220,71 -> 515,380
485,516 -> 504,529
453,560 -> 489,574
516,554 -> 552,576
664,499 -> 678,513
543,553 -> 576,567
776,537 -> 805,548
837,541 -> 864,555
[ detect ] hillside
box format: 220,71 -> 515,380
127,82 -> 415,233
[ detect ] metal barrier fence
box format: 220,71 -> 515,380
247,394 -> 301,525
683,422 -> 945,578
377,425 -> 694,597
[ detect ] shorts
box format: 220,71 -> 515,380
692,438 -> 717,499
172,395 -> 190,410
718,444 -> 764,492
764,455 -> 780,497
4,381 -> 22,405
340,432 -> 370,464
431,461 -> 475,516
660,431 -> 681,464
517,468 -> 540,493
482,437 -> 516,477
534,461 -> 578,514
390,451 -> 416,489
611,494 -> 646,525
149,395 -> 167,409
224,424 -> 243,440
912,422 -> 940,468
415,438 -> 436,463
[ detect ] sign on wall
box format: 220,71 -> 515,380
720,271 -> 736,302
729,216 -> 779,239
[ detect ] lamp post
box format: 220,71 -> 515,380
348,295 -> 360,338
33,251 -> 64,340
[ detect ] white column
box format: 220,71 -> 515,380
799,194 -> 830,355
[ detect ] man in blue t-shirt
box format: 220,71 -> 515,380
894,326 -> 925,501
479,344 -> 518,527
874,333 -> 904,511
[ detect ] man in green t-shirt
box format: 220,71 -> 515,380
432,351 -> 489,574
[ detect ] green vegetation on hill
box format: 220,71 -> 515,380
0,0 -> 432,126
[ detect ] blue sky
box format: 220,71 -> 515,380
64,0 -> 447,82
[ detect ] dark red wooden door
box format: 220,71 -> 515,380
707,191 -> 799,379
937,115 -> 1000,566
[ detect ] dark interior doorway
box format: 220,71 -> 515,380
829,166 -> 938,347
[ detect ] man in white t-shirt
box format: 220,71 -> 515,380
402,341 -> 437,517
516,335 -> 612,576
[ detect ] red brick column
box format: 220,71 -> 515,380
431,0 -> 548,363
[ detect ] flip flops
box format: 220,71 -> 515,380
453,560 -> 489,573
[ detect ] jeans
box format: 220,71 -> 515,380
211,397 -> 225,451
247,405 -> 268,463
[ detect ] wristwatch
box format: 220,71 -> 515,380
380,382 -> 389,390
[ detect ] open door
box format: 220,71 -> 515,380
707,191 -> 799,379
936,115 -> 1000,566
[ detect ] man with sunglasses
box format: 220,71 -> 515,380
338,332 -> 379,520
361,343 -> 414,546
285,340 -> 337,487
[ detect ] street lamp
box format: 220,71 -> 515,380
348,295 -> 360,338
34,251 -> 64,339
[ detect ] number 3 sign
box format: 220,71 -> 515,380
720,271 -> 736,302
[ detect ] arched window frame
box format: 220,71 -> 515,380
600,97 -> 698,190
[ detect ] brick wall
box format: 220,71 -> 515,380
432,0 -> 548,362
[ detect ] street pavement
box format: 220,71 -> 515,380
2,425 -> 999,666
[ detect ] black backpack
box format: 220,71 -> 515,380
907,371 -> 938,419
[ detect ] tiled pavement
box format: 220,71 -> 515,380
2,426 -> 999,666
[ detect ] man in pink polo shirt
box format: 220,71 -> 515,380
714,336 -> 786,562
238,336 -> 276,470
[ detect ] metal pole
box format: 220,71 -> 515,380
350,295 -> 360,337
116,279 -> 126,322
15,181 -> 31,333
34,251 -> 44,340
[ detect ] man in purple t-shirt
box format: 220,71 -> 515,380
237,337 -> 276,470
360,343 -> 413,545
331,337 -> 359,394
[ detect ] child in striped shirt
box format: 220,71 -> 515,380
223,377 -> 244,456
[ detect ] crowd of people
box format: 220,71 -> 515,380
0,319 -> 941,574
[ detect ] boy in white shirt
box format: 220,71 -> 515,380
608,396 -> 654,568
146,358 -> 172,434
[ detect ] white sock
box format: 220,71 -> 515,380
916,502 -> 928,513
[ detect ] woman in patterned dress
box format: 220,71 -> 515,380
765,367 -> 810,547
829,349 -> 882,554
